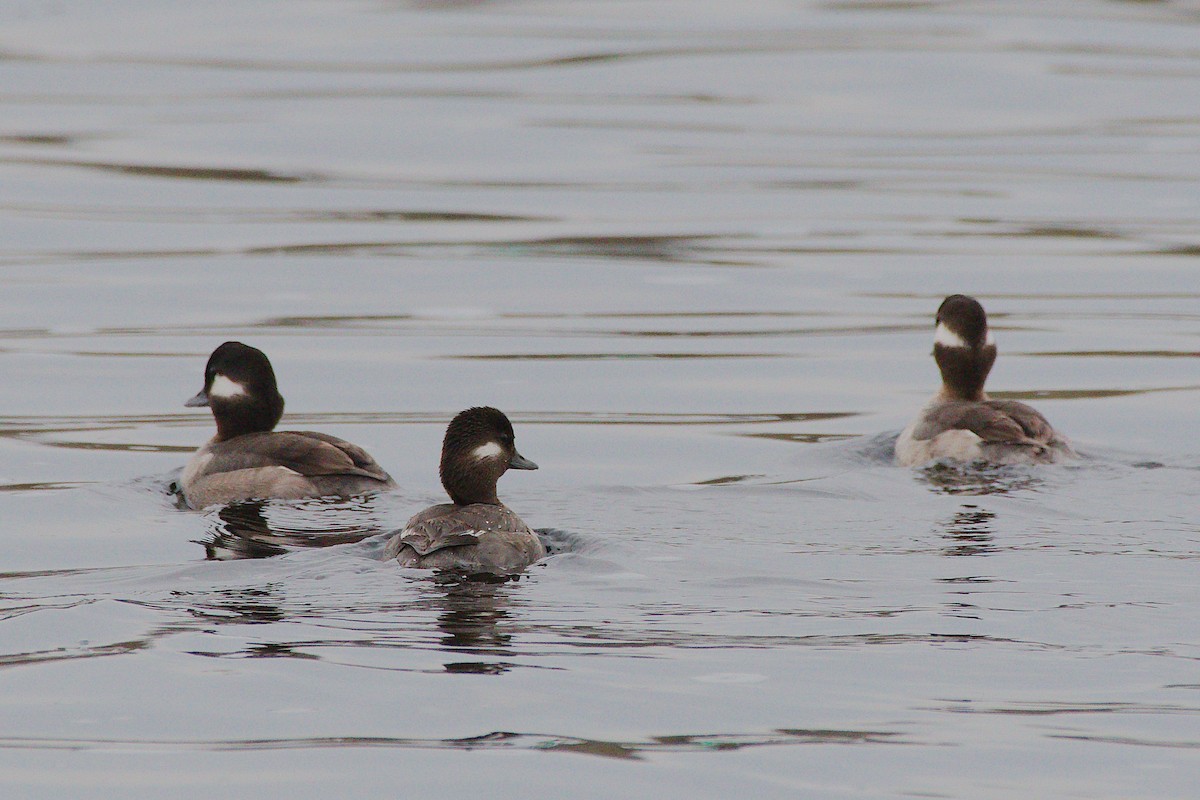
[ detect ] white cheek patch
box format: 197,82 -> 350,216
934,321 -> 968,349
472,441 -> 504,461
209,374 -> 247,399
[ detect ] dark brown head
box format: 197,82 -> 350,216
439,406 -> 538,506
932,294 -> 996,401
185,341 -> 285,441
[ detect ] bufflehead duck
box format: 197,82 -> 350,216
180,341 -> 395,509
895,295 -> 1074,466
384,406 -> 544,574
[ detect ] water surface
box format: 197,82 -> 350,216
1,1 -> 1199,797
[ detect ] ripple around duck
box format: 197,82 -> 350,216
0,639 -> 148,669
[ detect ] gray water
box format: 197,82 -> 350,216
2,1 -> 1199,797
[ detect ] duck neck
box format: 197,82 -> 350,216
211,394 -> 284,442
934,343 -> 995,402
441,458 -> 501,506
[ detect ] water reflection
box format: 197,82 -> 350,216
180,585 -> 286,625
431,575 -> 516,674
920,461 -> 1042,495
940,504 -> 997,558
199,499 -> 390,561
161,569 -> 523,674
531,728 -> 902,760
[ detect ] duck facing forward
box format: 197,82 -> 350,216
180,341 -> 395,509
895,295 -> 1074,467
384,406 -> 544,574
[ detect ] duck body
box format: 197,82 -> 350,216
387,406 -> 543,574
896,394 -> 1073,466
385,502 -> 545,573
180,341 -> 394,509
895,295 -> 1075,467
183,429 -> 395,509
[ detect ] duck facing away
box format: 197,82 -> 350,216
895,295 -> 1074,467
384,406 -> 545,574
180,341 -> 395,509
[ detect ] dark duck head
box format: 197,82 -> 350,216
186,341 -> 285,441
439,406 -> 537,506
932,294 -> 996,402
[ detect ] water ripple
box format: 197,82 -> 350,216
0,727 -> 905,758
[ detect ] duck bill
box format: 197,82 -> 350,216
184,389 -> 210,408
508,452 -> 538,470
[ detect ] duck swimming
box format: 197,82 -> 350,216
384,406 -> 544,574
895,295 -> 1075,467
180,341 -> 395,509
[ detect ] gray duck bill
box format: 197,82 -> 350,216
185,389 -> 210,408
508,452 -> 538,470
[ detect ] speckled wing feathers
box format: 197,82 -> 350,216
397,514 -> 488,556
384,502 -> 545,573
396,503 -> 530,556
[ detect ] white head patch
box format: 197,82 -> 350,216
934,321 -> 968,349
209,374 -> 247,399
472,441 -> 504,461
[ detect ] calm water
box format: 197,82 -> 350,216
2,1 -> 1199,797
